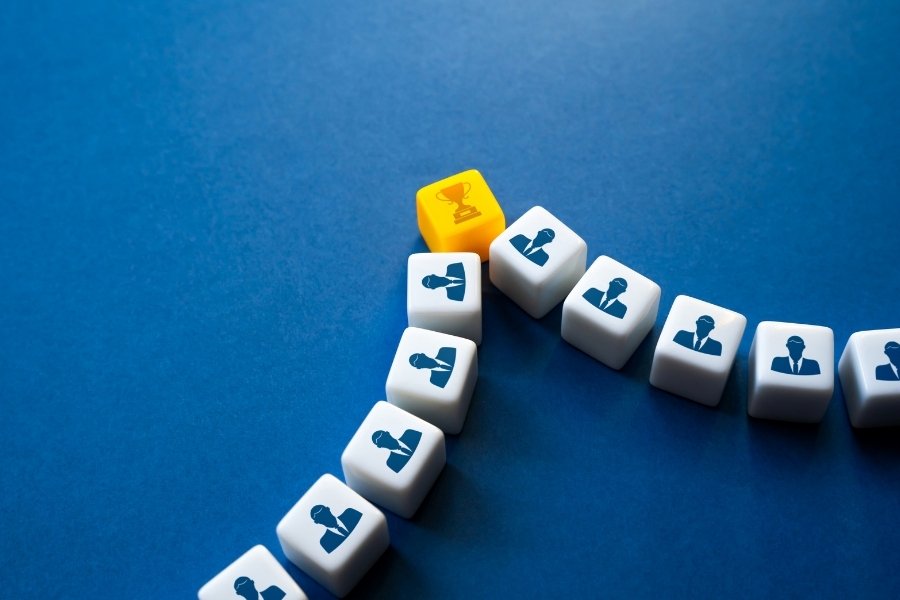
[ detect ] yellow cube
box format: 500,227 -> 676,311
416,169 -> 506,262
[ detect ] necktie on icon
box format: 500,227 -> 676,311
694,338 -> 703,351
792,360 -> 799,374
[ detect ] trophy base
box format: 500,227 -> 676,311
453,207 -> 482,224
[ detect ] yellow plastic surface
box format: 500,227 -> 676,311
416,169 -> 506,262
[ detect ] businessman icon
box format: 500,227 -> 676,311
673,315 -> 723,356
233,577 -> 285,600
372,429 -> 422,473
409,347 -> 457,388
310,504 -> 362,554
875,340 -> 900,381
771,336 -> 821,375
422,262 -> 466,302
509,228 -> 555,266
582,277 -> 628,319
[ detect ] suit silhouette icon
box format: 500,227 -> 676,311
422,262 -> 466,302
509,228 -> 555,266
409,347 -> 456,388
233,577 -> 285,600
771,335 -> 821,375
372,429 -> 422,473
875,340 -> 900,381
582,277 -> 628,319
310,505 -> 362,554
673,315 -> 722,356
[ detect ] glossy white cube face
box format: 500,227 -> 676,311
385,327 -> 478,434
839,328 -> 900,428
561,256 -> 661,370
198,545 -> 307,600
748,322 -> 835,423
489,206 -> 587,318
649,295 -> 747,407
276,474 -> 389,598
341,402 -> 446,518
407,252 -> 482,344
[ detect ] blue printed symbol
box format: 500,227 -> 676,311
372,429 -> 422,473
510,228 -> 555,266
233,577 -> 285,600
771,336 -> 821,375
422,262 -> 466,302
583,277 -> 628,319
876,341 -> 900,381
310,505 -> 362,554
673,315 -> 723,356
409,347 -> 456,388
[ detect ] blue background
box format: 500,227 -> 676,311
2,1 -> 900,598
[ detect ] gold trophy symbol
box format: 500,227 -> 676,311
436,181 -> 482,224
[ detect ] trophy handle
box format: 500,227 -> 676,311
462,182 -> 471,197
435,191 -> 449,203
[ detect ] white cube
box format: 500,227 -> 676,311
198,545 -> 307,600
747,321 -> 835,423
407,252 -> 482,344
341,401 -> 446,518
561,255 -> 661,369
489,206 -> 587,318
385,327 -> 478,434
276,474 -> 389,598
649,295 -> 747,407
839,328 -> 900,428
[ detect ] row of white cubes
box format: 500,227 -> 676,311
409,206 -> 900,427
199,327 -> 480,598
200,205 -> 898,599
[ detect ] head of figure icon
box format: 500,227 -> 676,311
422,274 -> 445,289
885,341 -> 900,367
695,315 -> 715,339
372,430 -> 400,450
607,277 -> 628,299
310,504 -> 337,528
786,336 -> 806,361
533,228 -> 555,248
409,353 -> 436,370
233,576 -> 258,600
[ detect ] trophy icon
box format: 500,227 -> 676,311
436,182 -> 482,224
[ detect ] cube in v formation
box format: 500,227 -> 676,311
748,321 -> 834,423
197,545 -> 307,600
386,327 -> 478,434
840,328 -> 900,427
416,169 -> 506,262
650,295 -> 747,407
276,474 -> 389,598
342,401 -> 446,518
562,255 -> 661,370
408,252 -> 482,344
489,206 -> 588,319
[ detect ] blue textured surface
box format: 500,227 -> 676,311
3,1 -> 900,598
